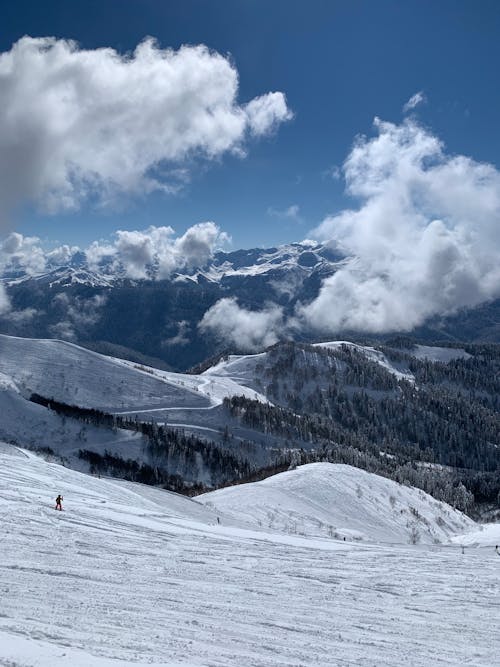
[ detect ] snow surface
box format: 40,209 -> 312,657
200,463 -> 473,545
2,445 -> 499,666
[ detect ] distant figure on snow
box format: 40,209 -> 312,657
55,495 -> 63,511
496,545 -> 500,557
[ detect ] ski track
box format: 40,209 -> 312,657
1,445 -> 499,666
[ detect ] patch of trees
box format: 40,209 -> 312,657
78,449 -> 207,495
379,344 -> 500,401
223,393 -> 496,514
30,393 -> 252,488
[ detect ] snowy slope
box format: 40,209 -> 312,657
200,463 -> 474,545
0,333 -> 267,412
1,444 -> 499,667
0,387 -> 145,461
0,334 -> 275,474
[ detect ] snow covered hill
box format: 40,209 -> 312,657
0,333 -> 266,413
200,463 -> 474,545
1,443 -> 499,667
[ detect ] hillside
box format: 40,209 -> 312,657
1,333 -> 499,512
0,333 -> 266,412
1,443 -> 499,666
200,463 -> 473,545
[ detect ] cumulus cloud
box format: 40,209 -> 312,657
0,222 -> 230,280
3,307 -> 38,324
299,117 -> 500,333
175,222 -> 230,270
245,92 -> 293,136
0,233 -> 46,274
403,91 -> 426,113
199,297 -> 284,352
0,36 -> 292,227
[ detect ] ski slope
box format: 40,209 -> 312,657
1,444 -> 499,667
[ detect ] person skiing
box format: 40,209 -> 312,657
496,545 -> 500,557
55,494 -> 63,511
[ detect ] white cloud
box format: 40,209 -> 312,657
113,228 -> 171,280
49,320 -> 77,342
403,91 -> 426,113
0,233 -> 46,274
322,165 -> 342,181
3,307 -> 38,324
267,204 -> 301,221
0,36 -> 292,226
0,222 -> 231,280
174,222 -> 231,271
50,293 -> 107,341
299,117 -> 500,333
46,244 -> 79,267
199,297 -> 284,352
245,92 -> 293,136
162,320 -> 191,347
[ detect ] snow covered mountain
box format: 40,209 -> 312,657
1,241 -> 343,288
1,442 -> 499,666
1,332 -> 498,514
1,238 -> 500,372
0,241 -> 346,371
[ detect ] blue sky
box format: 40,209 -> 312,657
2,0 -> 500,250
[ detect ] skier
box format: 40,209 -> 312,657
55,494 -> 63,511
495,545 -> 500,557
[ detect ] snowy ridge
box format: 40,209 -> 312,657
0,333 -> 268,413
1,444 -> 499,666
200,463 -> 473,545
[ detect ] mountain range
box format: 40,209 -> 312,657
1,332 -> 498,515
2,241 -> 500,371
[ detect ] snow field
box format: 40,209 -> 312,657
1,444 -> 499,666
